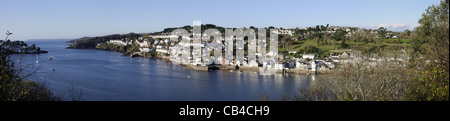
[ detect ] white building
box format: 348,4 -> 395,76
278,54 -> 286,60
311,61 -> 317,71
302,54 -> 317,60
149,35 -> 177,39
154,40 -> 160,45
339,52 -> 350,58
156,45 -> 165,49
288,51 -> 297,54
296,61 -> 309,70
137,41 -> 149,48
164,39 -> 171,44
108,40 -> 128,46
277,29 -> 294,35
156,49 -> 168,53
248,60 -> 259,67
139,48 -> 152,52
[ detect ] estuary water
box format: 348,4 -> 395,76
10,40 -> 314,101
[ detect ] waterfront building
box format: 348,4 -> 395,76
274,62 -> 288,70
156,45 -> 165,49
248,60 -> 259,67
295,61 -> 310,70
137,40 -> 150,48
139,48 -> 152,52
156,49 -> 168,53
154,40 -> 160,45
288,51 -> 297,54
311,61 -> 317,71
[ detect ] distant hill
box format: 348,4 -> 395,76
68,33 -> 142,49
67,24 -> 228,49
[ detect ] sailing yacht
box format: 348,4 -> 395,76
48,54 -> 53,60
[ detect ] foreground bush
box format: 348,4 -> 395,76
407,62 -> 449,101
1,53 -> 61,101
298,61 -> 414,101
407,0 -> 449,101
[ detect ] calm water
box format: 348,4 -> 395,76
10,40 -> 314,101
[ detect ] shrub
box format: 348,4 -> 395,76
1,53 -> 61,101
407,62 -> 449,101
299,61 -> 413,101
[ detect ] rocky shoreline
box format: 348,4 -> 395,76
129,53 -> 322,75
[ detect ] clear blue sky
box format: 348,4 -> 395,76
0,0 -> 441,40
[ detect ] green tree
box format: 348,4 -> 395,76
332,29 -> 347,41
295,29 -> 306,40
404,29 -> 411,38
340,40 -> 349,48
408,0 -> 449,101
377,27 -> 387,39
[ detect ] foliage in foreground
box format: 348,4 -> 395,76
1,53 -> 61,101
407,63 -> 449,101
298,61 -> 413,101
407,0 -> 449,101
296,0 -> 449,101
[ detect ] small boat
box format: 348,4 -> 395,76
48,54 -> 53,60
36,56 -> 39,63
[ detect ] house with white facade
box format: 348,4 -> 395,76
302,54 -> 316,60
248,60 -> 259,67
275,63 -> 286,70
295,61 -> 310,70
156,49 -> 168,53
139,48 -> 152,52
108,40 -> 128,46
156,45 -> 165,49
154,40 -> 160,45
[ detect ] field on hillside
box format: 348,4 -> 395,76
280,38 -> 412,58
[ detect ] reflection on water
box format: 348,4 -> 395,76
10,40 -> 313,101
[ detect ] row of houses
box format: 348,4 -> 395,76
269,51 -> 363,73
159,32 -> 352,72
104,36 -> 174,53
107,34 -> 398,73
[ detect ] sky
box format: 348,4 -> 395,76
0,0 -> 442,41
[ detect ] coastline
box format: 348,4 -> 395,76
66,39 -> 326,75
130,50 -> 322,75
